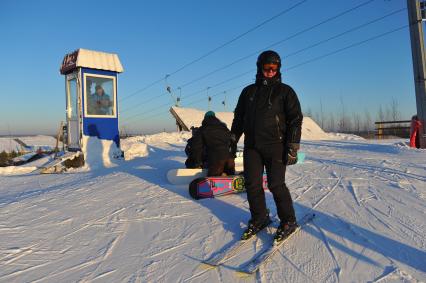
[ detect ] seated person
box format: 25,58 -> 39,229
185,127 -> 207,168
88,85 -> 113,115
188,111 -> 235,176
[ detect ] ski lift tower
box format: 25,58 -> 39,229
408,0 -> 426,148
60,48 -> 124,155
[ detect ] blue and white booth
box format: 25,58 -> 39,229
60,49 -> 123,163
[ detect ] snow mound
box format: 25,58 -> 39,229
19,135 -> 57,148
82,136 -> 121,170
172,106 -> 235,130
123,131 -> 191,146
171,106 -> 334,141
326,132 -> 365,141
122,142 -> 149,161
301,116 -> 333,140
0,135 -> 57,153
0,137 -> 22,153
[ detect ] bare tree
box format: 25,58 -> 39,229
385,104 -> 392,121
363,109 -> 372,133
304,107 -> 313,117
313,112 -> 321,126
345,116 -> 353,132
327,112 -> 336,132
377,105 -> 385,122
319,97 -> 324,129
390,97 -> 400,121
338,97 -> 348,132
353,112 -> 361,133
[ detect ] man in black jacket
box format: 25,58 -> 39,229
231,50 -> 303,242
190,111 -> 235,176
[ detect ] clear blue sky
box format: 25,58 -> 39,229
0,0 -> 416,135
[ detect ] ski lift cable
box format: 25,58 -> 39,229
177,0 -> 379,90
120,23 -> 409,126
121,0 -> 381,111
120,69 -> 254,115
167,0 -> 309,78
285,24 -> 409,72
120,7 -> 404,116
283,7 -> 406,59
121,83 -> 247,125
218,6 -> 405,90
119,0 -> 309,104
121,91 -> 169,113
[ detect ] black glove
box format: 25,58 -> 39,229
286,143 -> 300,166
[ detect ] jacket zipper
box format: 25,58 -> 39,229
275,115 -> 282,140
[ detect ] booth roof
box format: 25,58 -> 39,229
60,48 -> 124,74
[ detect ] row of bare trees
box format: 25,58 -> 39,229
304,98 -> 403,135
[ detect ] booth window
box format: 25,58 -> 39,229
85,74 -> 116,117
67,78 -> 78,119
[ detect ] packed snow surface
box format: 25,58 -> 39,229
0,166 -> 37,175
0,132 -> 425,282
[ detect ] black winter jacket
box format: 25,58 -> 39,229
190,116 -> 233,165
231,78 -> 303,148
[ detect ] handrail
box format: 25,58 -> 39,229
374,120 -> 411,124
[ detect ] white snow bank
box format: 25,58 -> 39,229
0,135 -> 57,153
82,136 -> 121,170
301,116 -> 333,140
123,131 -> 191,147
0,138 -> 21,153
172,106 -> 235,130
326,132 -> 365,141
19,135 -> 57,147
0,166 -> 36,175
171,106 -> 341,141
122,142 -> 149,161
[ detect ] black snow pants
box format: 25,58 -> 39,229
243,144 -> 296,224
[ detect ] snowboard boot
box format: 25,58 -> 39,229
274,221 -> 298,243
241,213 -> 271,240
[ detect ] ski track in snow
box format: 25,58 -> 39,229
311,222 -> 342,281
0,137 -> 425,282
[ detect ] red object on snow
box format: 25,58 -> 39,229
410,115 -> 422,148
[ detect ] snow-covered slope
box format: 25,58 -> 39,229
18,135 -> 57,148
0,133 -> 425,282
0,135 -> 56,153
171,106 -> 337,141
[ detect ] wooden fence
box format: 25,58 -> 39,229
375,120 -> 411,139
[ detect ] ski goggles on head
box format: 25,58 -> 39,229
262,63 -> 279,72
